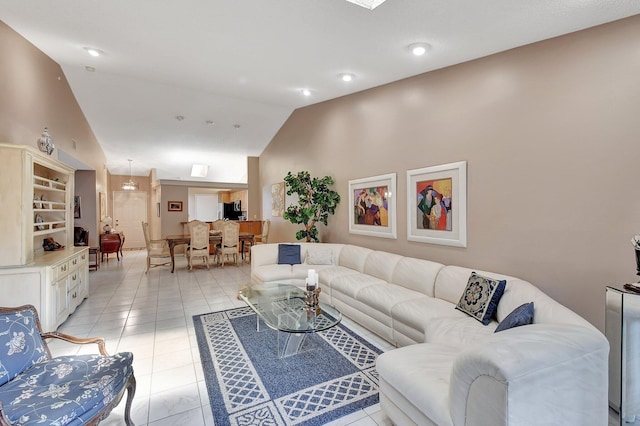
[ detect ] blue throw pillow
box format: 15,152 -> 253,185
0,308 -> 49,386
455,272 -> 506,325
278,244 -> 301,265
495,302 -> 535,333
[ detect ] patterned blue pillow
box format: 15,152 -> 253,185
495,302 -> 535,333
0,308 -> 49,386
278,244 -> 301,265
455,272 -> 507,325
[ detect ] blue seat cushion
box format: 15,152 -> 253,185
0,352 -> 134,426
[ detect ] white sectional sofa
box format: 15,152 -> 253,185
250,243 -> 609,426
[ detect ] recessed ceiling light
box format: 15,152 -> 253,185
206,120 -> 215,126
176,115 -> 185,121
409,43 -> 430,56
233,124 -> 241,129
340,73 -> 355,82
301,89 -> 311,96
85,66 -> 96,72
83,47 -> 102,57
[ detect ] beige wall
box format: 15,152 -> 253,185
0,21 -> 107,195
259,16 -> 640,330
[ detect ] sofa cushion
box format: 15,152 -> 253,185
305,248 -> 334,265
435,265 -> 515,306
317,266 -> 360,287
331,273 -> 386,299
278,244 -> 301,264
0,308 -> 49,387
357,283 -> 424,316
364,251 -> 403,282
338,245 -> 373,272
378,343 -> 458,426
495,302 -> 534,333
391,257 -> 444,297
455,272 -> 506,325
252,265 -> 294,284
426,316 -> 498,348
391,297 -> 468,344
0,352 -> 134,425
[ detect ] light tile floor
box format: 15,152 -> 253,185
52,249 -> 394,426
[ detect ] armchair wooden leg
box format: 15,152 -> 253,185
123,375 -> 137,426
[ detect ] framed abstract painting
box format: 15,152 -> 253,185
407,161 -> 467,247
348,173 -> 396,239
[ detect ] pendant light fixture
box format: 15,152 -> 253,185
122,159 -> 139,190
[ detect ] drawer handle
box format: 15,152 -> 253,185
71,274 -> 77,280
72,259 -> 78,265
61,265 -> 67,272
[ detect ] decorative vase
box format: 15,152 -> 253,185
636,250 -> 640,276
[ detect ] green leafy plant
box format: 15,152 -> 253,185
283,171 -> 341,242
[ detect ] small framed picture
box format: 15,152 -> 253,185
168,201 -> 183,212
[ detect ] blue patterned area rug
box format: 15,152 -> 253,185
193,306 -> 382,426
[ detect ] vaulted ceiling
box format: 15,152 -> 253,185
1,1 -> 638,182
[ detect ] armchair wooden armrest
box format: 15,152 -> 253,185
41,331 -> 108,356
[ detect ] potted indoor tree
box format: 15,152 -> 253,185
283,171 -> 341,242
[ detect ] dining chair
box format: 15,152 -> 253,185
188,220 -> 210,270
219,221 -> 240,267
255,219 -> 270,244
141,221 -> 172,273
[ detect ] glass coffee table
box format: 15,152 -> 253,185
238,283 -> 342,357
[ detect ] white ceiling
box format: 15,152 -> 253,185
1,1 -> 639,182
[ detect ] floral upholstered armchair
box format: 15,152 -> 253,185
0,305 -> 136,426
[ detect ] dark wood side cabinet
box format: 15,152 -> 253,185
100,232 -> 123,261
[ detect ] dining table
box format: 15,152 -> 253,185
165,232 -> 255,273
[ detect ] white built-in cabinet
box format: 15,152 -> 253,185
0,143 -> 89,330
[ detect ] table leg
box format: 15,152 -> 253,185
170,242 -> 176,273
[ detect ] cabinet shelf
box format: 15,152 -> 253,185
33,224 -> 66,236
33,175 -> 66,191
34,200 -> 66,212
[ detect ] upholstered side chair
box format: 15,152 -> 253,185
0,305 -> 136,426
188,220 -> 210,270
220,221 -> 240,267
255,219 -> 270,245
142,221 -> 172,273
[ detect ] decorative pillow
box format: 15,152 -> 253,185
0,308 -> 49,386
278,244 -> 301,265
306,248 -> 333,265
495,302 -> 534,333
455,272 -> 507,325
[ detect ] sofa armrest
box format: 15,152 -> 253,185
449,323 -> 608,426
41,331 -> 108,356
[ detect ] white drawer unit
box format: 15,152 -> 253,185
0,247 -> 89,331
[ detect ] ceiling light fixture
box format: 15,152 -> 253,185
345,0 -> 387,10
301,89 -> 311,96
83,47 -> 102,57
121,159 -> 139,190
176,115 -> 185,121
85,66 -> 96,72
340,73 -> 355,82
191,164 -> 209,178
409,42 -> 430,56
206,120 -> 215,126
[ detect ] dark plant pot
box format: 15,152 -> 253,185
636,250 -> 640,276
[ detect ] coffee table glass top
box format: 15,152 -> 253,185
238,283 -> 341,333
